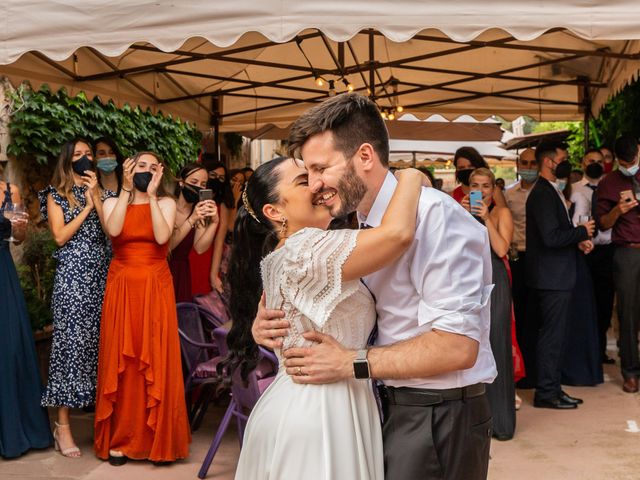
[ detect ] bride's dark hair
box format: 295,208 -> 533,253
220,156 -> 289,381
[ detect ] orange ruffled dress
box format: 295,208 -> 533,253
94,203 -> 191,461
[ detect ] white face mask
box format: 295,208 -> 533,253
619,160 -> 640,177
555,179 -> 568,192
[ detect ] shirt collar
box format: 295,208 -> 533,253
356,171 -> 397,228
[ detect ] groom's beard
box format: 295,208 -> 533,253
334,160 -> 367,218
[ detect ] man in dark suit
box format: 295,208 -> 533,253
526,140 -> 595,409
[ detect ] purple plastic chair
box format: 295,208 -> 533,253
198,327 -> 279,479
176,302 -> 226,430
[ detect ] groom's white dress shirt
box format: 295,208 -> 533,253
358,172 -> 497,389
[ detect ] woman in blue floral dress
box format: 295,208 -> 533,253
39,138 -> 111,458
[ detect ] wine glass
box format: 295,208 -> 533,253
3,204 -> 26,242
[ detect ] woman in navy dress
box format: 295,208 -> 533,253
0,176 -> 53,458
39,139 -> 110,457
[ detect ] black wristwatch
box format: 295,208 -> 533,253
353,349 -> 370,379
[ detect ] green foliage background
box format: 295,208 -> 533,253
8,84 -> 202,172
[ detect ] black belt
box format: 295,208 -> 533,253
378,383 -> 486,407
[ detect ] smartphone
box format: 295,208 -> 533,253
620,190 -> 634,203
469,190 -> 483,210
199,189 -> 213,202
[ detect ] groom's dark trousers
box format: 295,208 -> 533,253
379,384 -> 491,480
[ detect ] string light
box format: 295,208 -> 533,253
328,80 -> 336,97
381,111 -> 388,119
342,78 -> 354,92
315,76 -> 324,87
396,105 -> 404,113
388,112 -> 395,120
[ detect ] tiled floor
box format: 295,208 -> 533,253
2,363 -> 639,479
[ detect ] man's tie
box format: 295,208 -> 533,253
360,223 -> 372,230
588,184 -> 597,191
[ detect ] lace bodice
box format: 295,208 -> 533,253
261,228 -> 376,362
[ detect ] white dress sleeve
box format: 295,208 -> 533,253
281,227 -> 360,329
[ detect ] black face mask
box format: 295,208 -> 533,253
133,172 -> 153,192
554,160 -> 572,179
207,178 -> 223,193
585,162 -> 604,179
72,155 -> 94,176
456,168 -> 473,186
181,184 -> 201,204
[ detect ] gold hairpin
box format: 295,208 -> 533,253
242,189 -> 261,224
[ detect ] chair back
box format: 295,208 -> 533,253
177,302 -> 214,378
211,328 -> 279,412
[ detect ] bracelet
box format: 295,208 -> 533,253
121,187 -> 132,193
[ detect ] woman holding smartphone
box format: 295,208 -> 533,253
39,138 -> 110,457
463,168 -> 516,441
169,163 -> 219,302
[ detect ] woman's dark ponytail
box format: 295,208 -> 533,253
220,156 -> 289,381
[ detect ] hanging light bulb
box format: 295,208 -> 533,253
396,105 -> 404,113
381,111 -> 388,120
342,78 -> 354,92
315,76 -> 324,87
388,112 -> 395,120
328,80 -> 336,97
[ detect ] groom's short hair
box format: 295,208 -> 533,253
288,93 -> 390,167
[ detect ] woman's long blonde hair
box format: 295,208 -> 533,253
51,138 -> 94,210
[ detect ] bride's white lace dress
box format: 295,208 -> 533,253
234,227 -> 383,480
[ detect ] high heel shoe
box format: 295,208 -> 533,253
53,422 -> 82,458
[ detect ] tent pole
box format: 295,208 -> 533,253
211,95 -> 221,163
369,30 -> 375,100
582,78 -> 591,152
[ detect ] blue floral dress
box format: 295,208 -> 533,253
38,185 -> 111,408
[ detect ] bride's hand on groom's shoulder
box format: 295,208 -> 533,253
252,293 -> 290,349
394,167 -> 432,188
284,331 -> 355,384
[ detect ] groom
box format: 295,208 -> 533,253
253,93 -> 496,480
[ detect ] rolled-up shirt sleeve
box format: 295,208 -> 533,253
409,195 -> 493,342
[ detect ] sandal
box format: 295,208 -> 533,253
53,422 -> 82,458
515,393 -> 523,411
108,449 -> 128,466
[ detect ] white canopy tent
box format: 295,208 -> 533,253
1,1 -> 640,132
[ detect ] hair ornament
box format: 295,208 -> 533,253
242,189 -> 261,224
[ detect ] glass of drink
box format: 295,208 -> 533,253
3,204 -> 26,242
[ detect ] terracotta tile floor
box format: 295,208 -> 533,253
2,363 -> 639,479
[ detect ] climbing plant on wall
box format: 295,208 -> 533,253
7,83 -> 202,172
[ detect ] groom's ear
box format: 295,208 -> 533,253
262,203 -> 282,224
355,143 -> 376,172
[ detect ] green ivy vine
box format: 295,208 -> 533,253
7,83 -> 202,172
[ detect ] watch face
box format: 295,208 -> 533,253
354,360 -> 370,379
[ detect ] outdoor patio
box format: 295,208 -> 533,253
2,359 -> 639,480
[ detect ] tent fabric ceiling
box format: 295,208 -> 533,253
1,1 -> 640,130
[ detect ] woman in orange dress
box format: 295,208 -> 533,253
94,152 -> 191,465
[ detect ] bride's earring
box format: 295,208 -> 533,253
280,217 -> 288,238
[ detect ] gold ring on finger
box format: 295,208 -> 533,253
296,367 -> 302,375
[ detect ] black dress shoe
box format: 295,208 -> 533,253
533,396 -> 577,409
560,391 -> 583,405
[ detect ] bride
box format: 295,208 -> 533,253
223,156 -> 425,479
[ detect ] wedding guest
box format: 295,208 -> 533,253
463,168 -> 516,440
0,173 -> 53,458
505,148 -> 538,389
526,140 -> 594,409
169,163 -> 219,302
39,138 -> 110,456
451,146 -> 488,202
571,149 -> 615,365
95,152 -> 191,465
94,136 -> 124,195
600,145 -> 615,174
596,134 -> 640,393
189,161 -> 233,297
